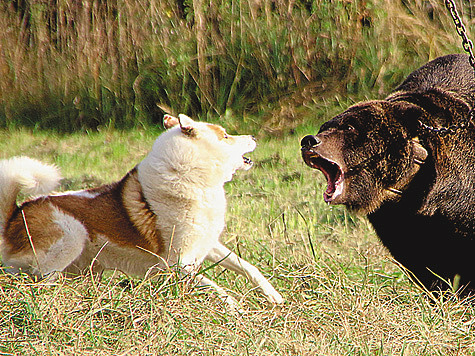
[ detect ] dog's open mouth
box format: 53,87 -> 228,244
303,152 -> 344,203
242,156 -> 253,170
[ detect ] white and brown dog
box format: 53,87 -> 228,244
0,114 -> 283,306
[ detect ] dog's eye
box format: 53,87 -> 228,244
223,133 -> 229,139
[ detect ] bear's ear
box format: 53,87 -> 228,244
389,101 -> 427,136
178,114 -> 196,137
163,114 -> 180,129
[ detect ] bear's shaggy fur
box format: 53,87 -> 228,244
301,54 -> 475,292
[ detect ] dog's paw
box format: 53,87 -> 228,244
224,295 -> 245,315
267,290 -> 284,304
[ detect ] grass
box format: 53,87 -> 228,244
1,1 -> 475,352
1,0 -> 475,354
1,125 -> 475,355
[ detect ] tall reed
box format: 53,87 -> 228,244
0,0 -> 472,131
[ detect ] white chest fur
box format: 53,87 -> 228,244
137,158 -> 227,269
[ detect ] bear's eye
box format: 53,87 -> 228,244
341,124 -> 356,132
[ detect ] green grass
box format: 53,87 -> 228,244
1,126 -> 475,355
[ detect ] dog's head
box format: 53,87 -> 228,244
157,114 -> 256,184
301,100 -> 428,214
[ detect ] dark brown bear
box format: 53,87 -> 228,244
301,54 -> 475,293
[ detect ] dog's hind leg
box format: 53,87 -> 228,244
34,209 -> 89,278
2,208 -> 88,279
206,243 -> 284,304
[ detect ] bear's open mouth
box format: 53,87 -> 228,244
304,153 -> 344,203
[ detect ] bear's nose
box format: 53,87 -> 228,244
301,135 -> 321,148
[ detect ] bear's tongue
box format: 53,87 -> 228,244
306,154 -> 343,203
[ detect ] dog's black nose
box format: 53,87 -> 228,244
301,135 -> 321,148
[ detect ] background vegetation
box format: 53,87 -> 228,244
1,0 -> 475,355
0,0 -> 473,132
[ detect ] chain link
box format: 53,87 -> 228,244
420,0 -> 475,136
420,110 -> 474,136
445,0 -> 475,67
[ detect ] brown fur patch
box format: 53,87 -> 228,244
207,124 -> 227,140
121,169 -> 163,253
4,168 -> 164,255
5,200 -> 63,254
51,168 -> 163,253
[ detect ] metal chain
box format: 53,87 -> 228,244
420,0 -> 475,136
420,111 -> 474,136
445,0 -> 475,67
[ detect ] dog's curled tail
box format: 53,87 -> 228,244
0,157 -> 61,232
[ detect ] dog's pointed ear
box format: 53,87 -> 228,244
163,114 -> 180,129
178,114 -> 196,137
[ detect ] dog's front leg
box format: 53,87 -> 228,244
181,264 -> 243,313
206,243 -> 284,304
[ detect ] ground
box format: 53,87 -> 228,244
0,127 -> 474,355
